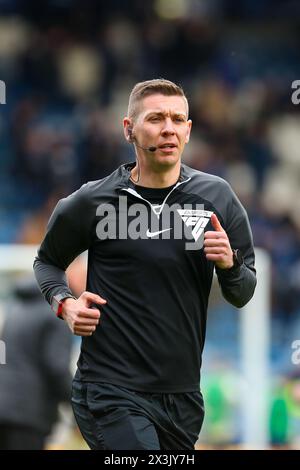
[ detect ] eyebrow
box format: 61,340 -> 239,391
145,111 -> 187,119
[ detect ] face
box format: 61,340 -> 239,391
124,93 -> 192,170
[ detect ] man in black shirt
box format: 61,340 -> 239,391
34,79 -> 256,450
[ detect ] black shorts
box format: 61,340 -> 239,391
71,380 -> 204,450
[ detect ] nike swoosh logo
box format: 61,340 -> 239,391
146,228 -> 172,238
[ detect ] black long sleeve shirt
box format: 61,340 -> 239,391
34,162 -> 256,393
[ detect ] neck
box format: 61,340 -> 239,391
130,161 -> 181,188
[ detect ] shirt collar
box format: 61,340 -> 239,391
118,161 -> 190,189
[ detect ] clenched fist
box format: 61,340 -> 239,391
61,291 -> 107,336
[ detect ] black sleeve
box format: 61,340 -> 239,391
215,183 -> 257,308
33,184 -> 93,305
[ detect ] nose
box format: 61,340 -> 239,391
161,118 -> 175,136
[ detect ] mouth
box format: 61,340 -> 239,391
158,143 -> 177,151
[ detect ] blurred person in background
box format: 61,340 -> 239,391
0,275 -> 72,450
34,78 -> 256,450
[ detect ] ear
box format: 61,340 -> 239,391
185,119 -> 192,144
123,117 -> 133,142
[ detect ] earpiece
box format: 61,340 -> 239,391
127,127 -> 140,184
128,128 -> 133,142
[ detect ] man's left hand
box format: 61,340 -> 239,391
204,214 -> 234,270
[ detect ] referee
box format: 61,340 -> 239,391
34,79 -> 257,450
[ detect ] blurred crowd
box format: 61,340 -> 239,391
0,1 -> 300,367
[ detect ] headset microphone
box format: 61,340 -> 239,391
135,142 -> 157,152
128,129 -> 157,152
128,128 -> 157,184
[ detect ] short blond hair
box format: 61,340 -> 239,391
128,78 -> 188,120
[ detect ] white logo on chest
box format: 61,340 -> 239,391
177,209 -> 213,242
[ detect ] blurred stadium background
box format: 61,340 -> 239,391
0,0 -> 300,450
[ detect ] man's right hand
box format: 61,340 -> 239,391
61,291 -> 107,336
